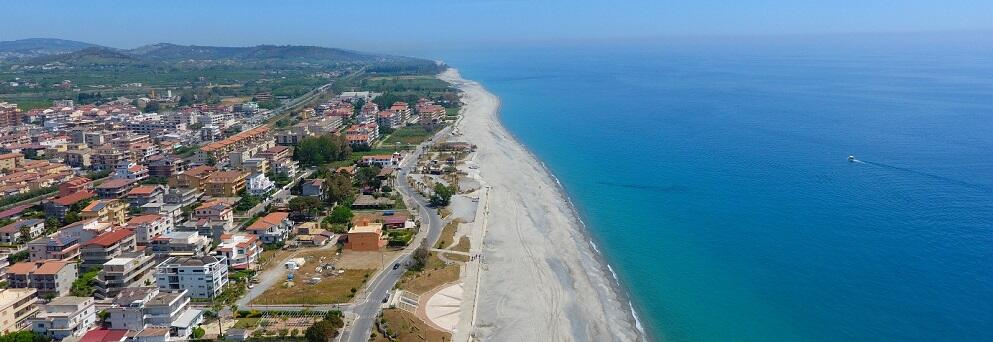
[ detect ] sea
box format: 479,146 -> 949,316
420,36 -> 993,341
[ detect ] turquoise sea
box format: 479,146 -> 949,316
429,38 -> 993,341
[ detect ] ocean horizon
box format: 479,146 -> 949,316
431,40 -> 993,341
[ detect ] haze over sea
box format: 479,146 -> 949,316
434,37 -> 993,341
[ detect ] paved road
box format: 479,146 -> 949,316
340,126 -> 453,342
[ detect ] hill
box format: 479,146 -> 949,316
0,38 -> 99,59
26,47 -> 144,66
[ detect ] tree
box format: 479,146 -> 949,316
305,315 -> 344,342
294,134 -> 351,167
328,206 -> 353,225
289,197 -> 323,216
411,247 -> 429,271
323,173 -> 353,205
355,166 -> 382,189
429,183 -> 454,207
191,326 -> 205,339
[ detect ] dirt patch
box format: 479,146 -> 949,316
399,252 -> 460,295
337,250 -> 401,269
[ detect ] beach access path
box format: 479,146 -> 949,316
439,69 -> 644,341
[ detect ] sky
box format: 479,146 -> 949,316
3,0 -> 993,53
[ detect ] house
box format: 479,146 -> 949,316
27,219 -> 111,261
149,231 -> 211,258
0,219 -> 45,244
126,214 -> 174,245
383,215 -> 411,229
78,329 -> 129,342
0,288 -> 39,334
188,200 -> 234,239
204,171 -> 247,197
28,296 -> 96,340
154,255 -> 229,299
301,178 -> 324,198
80,199 -> 129,225
93,253 -> 156,299
167,165 -> 215,192
43,190 -> 96,220
58,177 -> 93,197
360,153 -> 402,168
95,178 -> 137,199
126,185 -> 165,208
245,212 -> 292,244
80,229 -> 137,270
112,160 -> 149,182
293,222 -> 332,247
106,287 -> 203,339
6,260 -> 77,298
345,219 -> 387,251
216,233 -> 261,270
246,173 -> 274,196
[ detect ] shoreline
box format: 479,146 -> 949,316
438,68 -> 647,341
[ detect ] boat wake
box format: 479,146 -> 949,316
855,159 -> 992,193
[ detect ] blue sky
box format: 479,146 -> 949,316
3,0 -> 992,53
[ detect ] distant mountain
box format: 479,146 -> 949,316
26,47 -> 143,66
1,39 -> 442,74
127,43 -> 390,65
0,38 -> 100,59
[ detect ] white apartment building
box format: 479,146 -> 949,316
29,296 -> 96,340
154,255 -> 229,299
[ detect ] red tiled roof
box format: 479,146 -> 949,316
127,185 -> 158,196
126,214 -> 161,226
84,229 -> 133,247
34,260 -> 72,275
0,204 -> 31,219
246,212 -> 288,231
53,190 -> 96,206
80,329 -> 129,342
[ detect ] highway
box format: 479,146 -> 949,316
339,126 -> 452,342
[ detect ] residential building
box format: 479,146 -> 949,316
27,219 -> 111,262
216,233 -> 261,270
345,219 -> 387,251
6,260 -> 76,298
360,153 -> 402,168
112,160 -> 149,182
244,212 -> 292,244
163,187 -> 201,208
43,190 -> 96,220
80,199 -> 129,225
0,153 -> 24,172
301,178 -> 324,198
126,185 -> 165,208
146,155 -> 187,179
167,165 -> 215,192
93,253 -> 156,299
106,287 -> 203,339
0,102 -> 22,128
0,219 -> 44,244
94,178 -> 137,199
58,177 -> 92,197
149,231 -> 211,258
196,126 -> 272,165
154,255 -> 229,299
246,173 -> 274,196
0,288 -> 38,334
28,296 -> 96,340
204,171 -> 247,197
126,214 -> 174,245
80,229 -> 137,270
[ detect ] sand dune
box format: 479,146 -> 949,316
439,69 -> 644,341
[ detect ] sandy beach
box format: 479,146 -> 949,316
438,68 -> 644,341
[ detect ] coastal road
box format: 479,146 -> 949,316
340,127 -> 453,342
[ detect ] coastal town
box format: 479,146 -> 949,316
0,64 -> 497,342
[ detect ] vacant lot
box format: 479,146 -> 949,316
251,269 -> 372,305
382,126 -> 438,146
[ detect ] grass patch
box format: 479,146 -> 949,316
233,317 -> 261,329
449,237 -> 471,262
250,269 -> 372,305
435,219 -> 460,249
376,308 -> 451,342
381,126 -> 437,146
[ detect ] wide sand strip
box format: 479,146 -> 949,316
439,69 -> 643,341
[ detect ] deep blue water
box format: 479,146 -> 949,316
433,41 -> 993,341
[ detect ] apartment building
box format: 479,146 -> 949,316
126,214 -> 174,245
80,229 -> 137,270
28,296 -> 96,340
27,219 -> 111,262
0,219 -> 44,244
106,287 -> 203,339
149,231 -> 211,258
244,212 -> 292,244
216,233 -> 261,270
93,253 -> 156,299
0,288 -> 38,334
154,255 -> 229,299
126,185 -> 165,208
167,165 -> 216,192
6,260 -> 76,298
204,171 -> 248,197
79,199 -> 129,225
